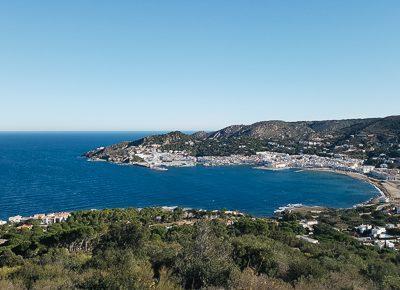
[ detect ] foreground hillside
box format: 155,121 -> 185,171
1,206 -> 400,289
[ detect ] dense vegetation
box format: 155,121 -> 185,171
1,207 -> 400,289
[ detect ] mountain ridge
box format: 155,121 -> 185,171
85,115 -> 400,166
203,116 -> 398,141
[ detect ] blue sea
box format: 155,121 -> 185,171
0,132 -> 379,219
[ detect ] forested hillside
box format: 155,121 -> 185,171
1,207 -> 400,289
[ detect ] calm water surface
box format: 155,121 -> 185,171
0,132 -> 379,219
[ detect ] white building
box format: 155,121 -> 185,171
300,220 -> 319,231
362,166 -> 375,174
371,227 -> 386,238
375,240 -> 385,249
42,212 -> 70,225
355,224 -> 372,234
385,241 -> 395,249
375,240 -> 395,250
296,235 -> 319,244
8,215 -> 22,223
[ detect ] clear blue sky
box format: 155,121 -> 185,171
0,1 -> 399,131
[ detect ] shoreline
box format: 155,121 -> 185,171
89,154 -> 398,207
2,166 -> 396,221
300,167 -> 399,206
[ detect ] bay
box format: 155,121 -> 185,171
0,132 -> 378,219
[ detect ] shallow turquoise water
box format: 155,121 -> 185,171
0,132 -> 378,219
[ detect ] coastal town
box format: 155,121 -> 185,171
88,142 -> 400,180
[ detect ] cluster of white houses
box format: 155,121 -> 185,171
295,216 -> 400,250
257,152 -> 399,181
0,212 -> 71,226
355,223 -> 399,250
88,141 -> 400,181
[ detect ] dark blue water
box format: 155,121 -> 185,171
0,132 -> 378,219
